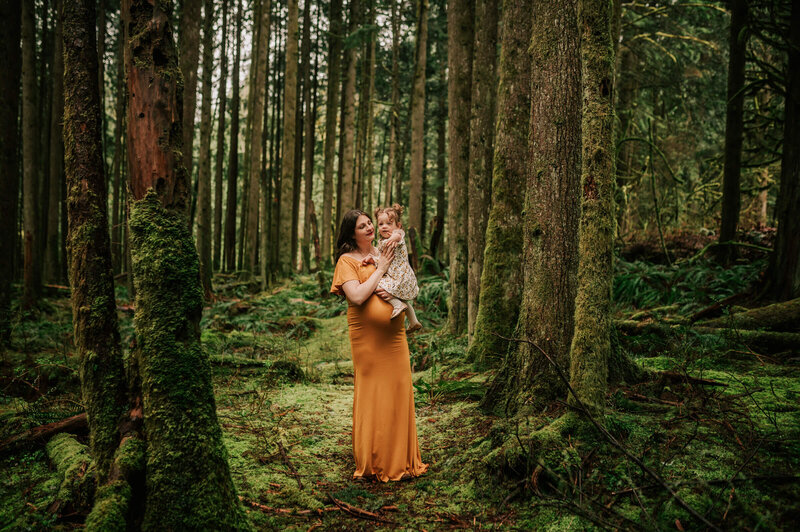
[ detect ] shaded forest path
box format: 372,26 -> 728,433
206,278 -> 511,530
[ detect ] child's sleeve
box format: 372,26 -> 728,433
330,258 -> 359,295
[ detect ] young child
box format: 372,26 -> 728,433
374,204 -> 422,333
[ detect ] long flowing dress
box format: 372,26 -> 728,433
331,255 -> 428,481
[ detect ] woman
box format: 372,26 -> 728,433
330,209 -> 428,482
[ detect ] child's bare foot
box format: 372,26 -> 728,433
406,321 -> 422,333
391,303 -> 407,319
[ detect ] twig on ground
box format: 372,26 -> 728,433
277,440 -> 304,490
327,494 -> 393,524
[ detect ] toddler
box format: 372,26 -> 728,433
374,204 -> 422,333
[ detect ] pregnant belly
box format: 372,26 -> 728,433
347,295 -> 400,335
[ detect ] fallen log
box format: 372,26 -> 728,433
0,413 -> 87,454
614,320 -> 800,353
689,292 -> 750,323
699,297 -> 800,332
46,433 -> 96,516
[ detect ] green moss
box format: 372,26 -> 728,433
46,433 -> 97,514
85,481 -> 130,532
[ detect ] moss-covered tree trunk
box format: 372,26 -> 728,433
179,0 -> 201,216
717,0 -> 748,264
0,0 -> 22,345
278,0 -> 300,277
408,0 -> 429,237
322,0 -> 343,264
468,0 -> 530,368
21,0 -> 40,310
45,0 -> 64,284
766,1 -> 800,301
196,0 -> 215,299
214,0 -> 229,272
123,1 -> 250,528
446,0 -> 474,336
466,0 -> 498,340
63,0 -> 127,485
385,0 -> 400,206
224,0 -> 243,273
482,0 -> 581,414
568,0 -> 615,411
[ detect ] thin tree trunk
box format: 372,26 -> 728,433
363,11 -> 376,216
408,0 -> 428,238
180,0 -> 202,221
224,0 -> 242,272
38,1 -> 53,271
45,0 -> 65,283
0,0 -> 22,344
482,0 -> 581,413
717,0 -> 747,263
321,0 -> 343,264
97,0 -> 106,158
338,0 -> 359,217
122,1 -> 250,526
110,17 -> 126,274
445,0 -> 474,335
466,0 -> 498,339
278,0 -> 300,276
214,0 -> 229,272
238,0 -> 258,271
22,0 -> 40,309
468,0 -> 529,368
63,0 -> 126,484
301,0 -> 315,272
385,0 -> 399,206
430,83 -> 446,261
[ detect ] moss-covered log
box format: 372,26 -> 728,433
700,298 -> 800,332
123,1 -> 251,528
63,0 -> 127,482
568,0 -> 616,410
46,433 -> 97,516
468,0 -> 530,367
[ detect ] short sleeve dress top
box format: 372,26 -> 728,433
331,255 -> 428,481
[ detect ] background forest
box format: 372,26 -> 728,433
1,0 -> 799,530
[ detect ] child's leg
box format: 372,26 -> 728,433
388,297 -> 407,319
405,301 -> 422,332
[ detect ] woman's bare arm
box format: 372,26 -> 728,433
340,246 -> 395,305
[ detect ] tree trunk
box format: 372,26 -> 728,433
0,0 -> 21,344
717,0 -> 748,263
278,0 -> 300,277
45,0 -> 65,283
468,0 -> 529,367
482,0 -> 581,414
338,0 -> 359,218
766,2 -> 800,301
22,0 -> 40,309
301,0 -> 315,273
385,0 -> 400,206
196,0 -> 216,299
466,0 -> 498,340
245,0 -> 272,277
568,0 -> 616,411
180,0 -> 202,221
446,0 -> 474,335
362,3 -> 376,215
110,18 -> 126,275
38,2 -> 53,274
214,0 -> 229,272
322,0 -> 343,264
97,0 -> 106,156
123,1 -> 250,527
408,0 -> 429,239
225,0 -> 243,272
430,82 -> 447,261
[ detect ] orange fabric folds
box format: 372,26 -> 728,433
331,256 -> 428,482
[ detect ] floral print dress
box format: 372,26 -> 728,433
376,231 -> 419,301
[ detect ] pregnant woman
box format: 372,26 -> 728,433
330,209 -> 428,482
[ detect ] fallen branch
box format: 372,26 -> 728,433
277,441 -> 304,490
0,413 -> 87,453
699,298 -> 800,332
328,494 -> 392,524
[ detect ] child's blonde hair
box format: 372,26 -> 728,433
374,204 -> 404,227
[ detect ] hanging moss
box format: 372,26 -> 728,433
129,190 -> 251,530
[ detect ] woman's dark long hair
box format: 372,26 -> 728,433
335,209 -> 371,263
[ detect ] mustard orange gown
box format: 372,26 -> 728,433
331,255 -> 428,482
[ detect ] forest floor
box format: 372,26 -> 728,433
2,237 -> 799,530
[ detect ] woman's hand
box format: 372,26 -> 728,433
375,288 -> 393,302
376,245 -> 395,273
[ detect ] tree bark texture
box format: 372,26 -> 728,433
338,0 -> 359,218
446,0 -> 474,336
409,0 -> 429,237
767,1 -> 800,300
322,0 -> 343,264
466,0 -> 498,339
717,0 -> 747,263
22,0 -> 40,309
0,0 -> 22,344
362,4 -> 377,216
278,0 -> 300,277
214,0 -> 229,272
385,0 -> 400,206
179,0 -> 202,210
225,0 -> 242,272
483,0 -> 581,414
45,0 -> 65,283
111,19 -> 126,275
196,0 -> 216,299
123,1 -> 250,528
468,0 -> 529,367
301,0 -> 315,272
568,0 -> 616,410
63,0 -> 126,484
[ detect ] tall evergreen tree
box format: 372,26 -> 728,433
21,0 -> 40,309
408,0 -> 429,238
45,0 -> 65,283
224,0 -> 243,272
214,0 -> 229,271
385,0 -> 400,206
180,0 -> 202,220
322,0 -> 343,263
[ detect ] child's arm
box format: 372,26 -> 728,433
388,229 -> 405,243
